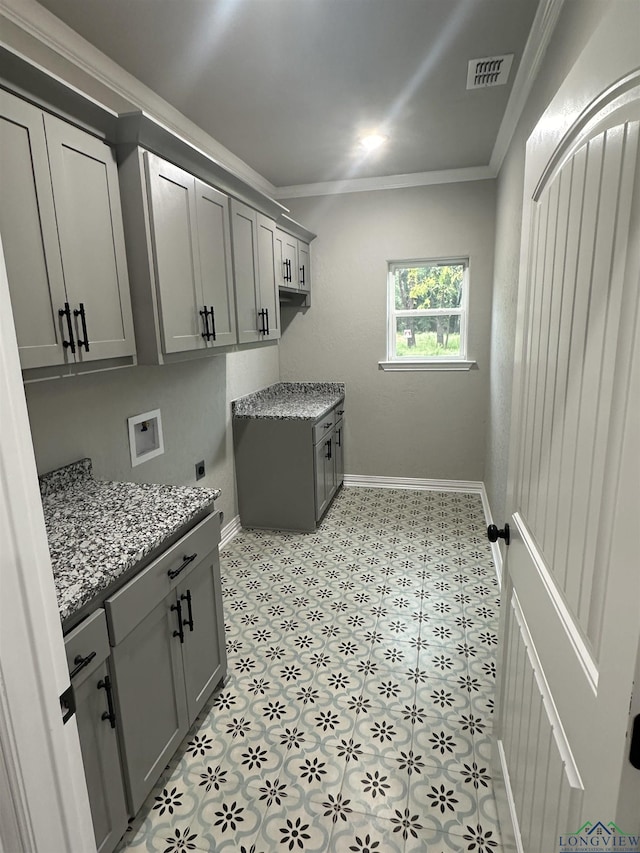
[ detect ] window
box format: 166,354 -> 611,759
381,258 -> 473,371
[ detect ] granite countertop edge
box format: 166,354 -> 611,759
40,459 -> 221,625
232,381 -> 345,420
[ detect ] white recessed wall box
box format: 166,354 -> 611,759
128,409 -> 164,467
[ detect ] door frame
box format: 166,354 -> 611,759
0,235 -> 95,851
494,5 -> 640,848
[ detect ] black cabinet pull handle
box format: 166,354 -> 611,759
209,306 -> 216,341
70,650 -> 96,679
326,438 -> 332,460
171,600 -> 184,643
258,309 -> 266,335
97,675 -> 117,729
337,428 -> 342,448
283,259 -> 289,282
324,422 -> 332,428
265,308 -> 270,336
73,303 -> 90,352
200,308 -> 211,340
181,589 -> 194,632
168,553 -> 197,579
300,265 -> 305,287
336,409 -> 344,416
59,303 -> 76,353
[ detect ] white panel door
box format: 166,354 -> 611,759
496,80 -> 640,843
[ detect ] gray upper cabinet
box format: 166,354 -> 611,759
0,89 -> 135,370
275,229 -> 298,289
275,226 -> 311,304
144,153 -> 236,354
230,199 -> 280,343
298,241 -> 311,294
118,148 -> 236,362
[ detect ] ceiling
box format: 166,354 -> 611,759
35,0 -> 540,189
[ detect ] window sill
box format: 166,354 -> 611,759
378,359 -> 477,372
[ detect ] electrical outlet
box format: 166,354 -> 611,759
195,460 -> 205,480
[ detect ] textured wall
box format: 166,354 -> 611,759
279,181 -> 496,482
485,0 -> 608,525
24,345 -> 279,524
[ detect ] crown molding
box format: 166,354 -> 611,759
489,0 -> 566,174
274,165 -> 495,200
0,0 -> 278,200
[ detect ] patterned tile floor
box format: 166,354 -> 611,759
118,486 -> 502,853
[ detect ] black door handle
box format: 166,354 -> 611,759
300,265 -> 305,287
487,523 -> 510,546
200,308 -> 211,340
97,675 -> 117,728
59,303 -> 76,353
326,438 -> 332,460
73,303 -> 90,352
70,651 -> 96,679
171,600 -> 184,643
265,308 -> 270,335
209,306 -> 216,341
181,590 -> 194,632
168,553 -> 197,580
630,714 -> 640,769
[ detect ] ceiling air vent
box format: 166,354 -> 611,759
466,54 -> 514,89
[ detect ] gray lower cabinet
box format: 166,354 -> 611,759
234,401 -> 345,531
105,511 -> 226,815
64,610 -> 128,853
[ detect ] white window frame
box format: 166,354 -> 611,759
379,257 -> 476,371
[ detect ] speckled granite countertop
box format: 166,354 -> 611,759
40,459 -> 220,626
232,382 -> 345,420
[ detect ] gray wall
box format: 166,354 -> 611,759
485,0 -> 608,524
279,181 -> 496,482
24,345 -> 279,524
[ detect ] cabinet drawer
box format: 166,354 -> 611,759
333,402 -> 345,421
64,609 -> 110,687
106,511 -> 220,646
313,411 -> 335,444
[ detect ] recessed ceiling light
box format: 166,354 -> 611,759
359,132 -> 387,152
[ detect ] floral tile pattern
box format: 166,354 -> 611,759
118,486 -> 503,853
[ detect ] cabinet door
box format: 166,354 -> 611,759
276,229 -> 298,288
334,418 -> 344,491
298,241 -> 311,294
274,229 -> 287,288
44,113 -> 135,362
74,662 -> 129,853
64,610 -> 127,853
178,551 -> 227,720
145,153 -> 206,354
195,179 -> 237,347
230,199 -> 261,343
110,597 -> 189,815
0,91 -> 68,369
256,214 -> 281,340
314,434 -> 333,521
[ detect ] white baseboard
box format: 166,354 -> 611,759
494,738 -> 524,853
479,482 -> 503,588
343,474 -> 485,493
219,513 -> 242,550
